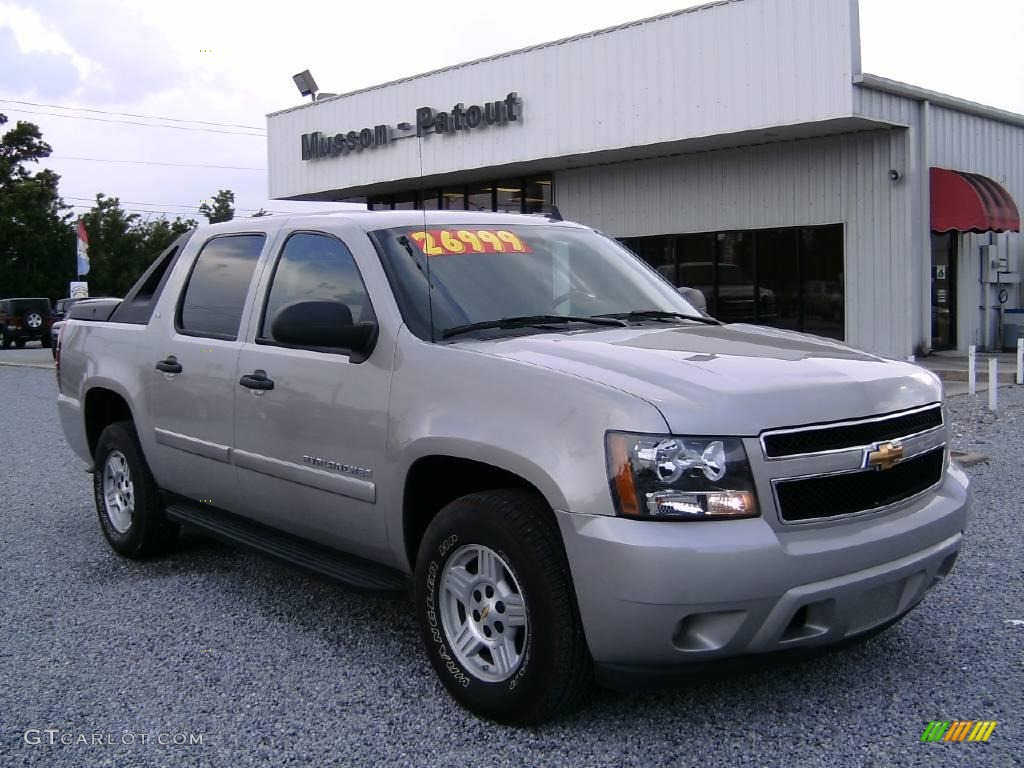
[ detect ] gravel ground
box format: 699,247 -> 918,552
1,365 -> 1021,767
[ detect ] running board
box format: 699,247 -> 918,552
163,497 -> 410,596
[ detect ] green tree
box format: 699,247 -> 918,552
80,195 -> 197,297
138,215 -> 197,254
250,208 -> 270,217
199,189 -> 235,223
0,114 -> 74,300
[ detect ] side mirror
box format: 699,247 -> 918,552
677,286 -> 707,314
270,300 -> 378,362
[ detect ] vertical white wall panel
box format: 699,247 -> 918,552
267,0 -> 858,199
556,130 -> 916,356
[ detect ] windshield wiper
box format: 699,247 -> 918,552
596,310 -> 721,326
442,314 -> 628,339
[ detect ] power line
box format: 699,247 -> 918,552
50,155 -> 265,171
63,195 -> 277,214
2,107 -> 265,136
0,99 -> 264,130
67,203 -> 203,218
67,203 -> 283,219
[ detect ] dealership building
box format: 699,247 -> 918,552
266,0 -> 1023,358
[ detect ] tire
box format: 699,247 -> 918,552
41,333 -> 51,349
92,421 -> 179,558
0,334 -> 9,349
23,310 -> 44,331
14,339 -> 25,349
415,489 -> 592,724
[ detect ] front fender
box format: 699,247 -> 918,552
399,437 -> 570,512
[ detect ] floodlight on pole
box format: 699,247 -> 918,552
292,70 -> 318,101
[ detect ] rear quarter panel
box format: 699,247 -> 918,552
58,321 -> 152,468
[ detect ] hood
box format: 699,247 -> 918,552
457,324 -> 941,435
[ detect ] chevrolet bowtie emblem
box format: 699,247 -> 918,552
865,440 -> 904,471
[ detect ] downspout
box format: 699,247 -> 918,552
919,99 -> 932,355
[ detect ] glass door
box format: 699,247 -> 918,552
930,233 -> 957,350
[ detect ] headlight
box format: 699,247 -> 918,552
606,432 -> 759,520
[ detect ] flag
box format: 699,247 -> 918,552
76,218 -> 90,276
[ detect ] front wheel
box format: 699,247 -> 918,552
93,421 -> 179,558
415,490 -> 592,724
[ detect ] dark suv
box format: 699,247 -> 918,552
53,297 -> 83,321
0,298 -> 53,349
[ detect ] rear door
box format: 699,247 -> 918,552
231,226 -> 392,562
145,232 -> 269,510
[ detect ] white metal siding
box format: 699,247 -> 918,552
930,105 -> 1024,347
856,87 -> 1024,350
556,130 -> 917,356
267,0 -> 857,199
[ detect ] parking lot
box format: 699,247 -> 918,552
1,362 -> 1021,768
0,342 -> 54,369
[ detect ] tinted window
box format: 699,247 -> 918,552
632,224 -> 844,340
261,233 -> 374,342
178,234 -> 265,338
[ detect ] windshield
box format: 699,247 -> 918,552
371,223 -> 701,340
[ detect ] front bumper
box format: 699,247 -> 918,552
555,463 -> 970,671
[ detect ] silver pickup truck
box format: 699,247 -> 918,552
57,211 -> 970,724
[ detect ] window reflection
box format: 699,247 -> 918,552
631,225 -> 844,339
466,184 -> 492,212
441,189 -> 466,210
523,177 -> 552,214
356,176 -> 553,214
178,234 -> 265,338
495,181 -> 523,213
261,233 -> 374,342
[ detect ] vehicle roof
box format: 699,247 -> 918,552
191,209 -> 582,238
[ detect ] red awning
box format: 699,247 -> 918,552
930,167 -> 1020,233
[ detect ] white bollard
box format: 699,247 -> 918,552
1018,338 -> 1023,385
968,345 -> 977,395
989,358 -> 998,411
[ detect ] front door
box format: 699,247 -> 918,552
231,229 -> 392,563
930,233 -> 957,350
146,233 -> 267,510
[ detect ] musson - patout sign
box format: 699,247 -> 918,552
300,91 -> 521,161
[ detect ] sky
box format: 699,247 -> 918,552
1,0 -> 1022,224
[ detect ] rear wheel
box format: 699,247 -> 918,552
41,333 -> 51,349
23,311 -> 44,331
0,334 -> 9,349
415,490 -> 592,724
93,421 -> 179,558
14,339 -> 25,349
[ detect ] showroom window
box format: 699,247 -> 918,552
367,175 -> 553,214
621,224 -> 845,339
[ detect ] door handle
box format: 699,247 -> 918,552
155,355 -> 182,374
239,369 -> 274,391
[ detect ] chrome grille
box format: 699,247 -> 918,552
761,404 -> 943,459
774,447 -> 945,522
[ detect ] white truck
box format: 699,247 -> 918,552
57,210 -> 970,723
